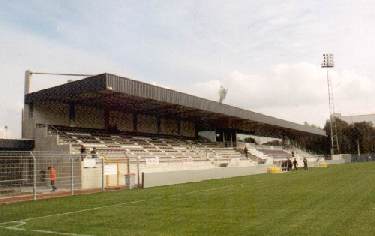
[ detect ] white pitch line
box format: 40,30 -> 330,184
0,220 -> 93,236
31,229 -> 93,236
1,220 -> 26,231
22,199 -> 146,222
0,184 -> 238,236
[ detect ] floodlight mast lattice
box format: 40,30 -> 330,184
321,54 -> 340,155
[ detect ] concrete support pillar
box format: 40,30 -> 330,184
29,103 -> 34,119
69,102 -> 76,127
24,70 -> 32,96
231,130 -> 237,147
156,116 -> 161,134
194,122 -> 199,138
133,113 -> 138,132
104,109 -> 110,130
177,119 -> 181,135
230,133 -> 233,147
222,131 -> 226,147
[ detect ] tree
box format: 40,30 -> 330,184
324,118 -> 375,154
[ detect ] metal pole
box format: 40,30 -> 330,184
141,172 -> 144,189
326,69 -> 335,156
230,132 -> 233,147
71,157 -> 74,195
101,158 -> 105,192
31,152 -> 37,201
137,157 -> 140,188
222,131 -> 225,147
357,139 -> 361,156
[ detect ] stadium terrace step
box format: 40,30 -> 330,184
48,126 -> 248,161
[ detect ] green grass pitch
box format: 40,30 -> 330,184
1,162 -> 375,236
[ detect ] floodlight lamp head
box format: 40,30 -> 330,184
218,86 -> 228,104
321,53 -> 334,68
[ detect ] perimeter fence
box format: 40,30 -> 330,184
0,151 -> 84,202
350,153 -> 375,162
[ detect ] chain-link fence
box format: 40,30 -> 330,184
0,152 -> 84,202
351,153 -> 375,162
0,151 -> 184,202
0,152 -> 34,196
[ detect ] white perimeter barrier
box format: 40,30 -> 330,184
143,164 -> 272,188
325,159 -> 348,165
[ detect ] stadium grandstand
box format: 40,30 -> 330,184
13,73 -> 328,192
334,113 -> 375,126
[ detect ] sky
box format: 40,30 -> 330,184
1,0 -> 375,138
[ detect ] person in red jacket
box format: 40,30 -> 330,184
48,166 -> 57,192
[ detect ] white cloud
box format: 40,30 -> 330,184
180,63 -> 375,127
0,22 -> 128,138
1,1 -> 375,137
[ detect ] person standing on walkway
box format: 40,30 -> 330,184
293,158 -> 298,170
48,166 -> 57,192
287,158 -> 293,171
303,157 -> 308,170
80,144 -> 87,161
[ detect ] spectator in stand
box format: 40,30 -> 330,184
244,146 -> 248,157
293,158 -> 298,170
80,145 -> 86,161
303,157 -> 308,170
48,166 -> 57,192
91,147 -> 98,158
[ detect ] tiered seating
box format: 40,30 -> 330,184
257,148 -> 291,159
48,126 -> 247,161
248,147 -> 269,164
246,145 -> 292,165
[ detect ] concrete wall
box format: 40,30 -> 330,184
81,164 -> 102,189
137,114 -> 157,134
160,118 -> 178,135
142,158 -> 352,188
34,102 -> 70,126
33,126 -> 71,153
81,162 -> 128,189
22,102 -> 69,139
22,104 -> 35,139
143,164 -> 271,188
75,105 -> 105,129
326,159 -> 348,165
181,120 -> 195,137
23,100 -> 197,145
109,111 -> 133,131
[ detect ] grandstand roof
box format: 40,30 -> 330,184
25,73 -> 326,136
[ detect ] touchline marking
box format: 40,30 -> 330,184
31,229 -> 93,236
0,184 -> 237,236
0,220 -> 93,236
22,199 -> 146,222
